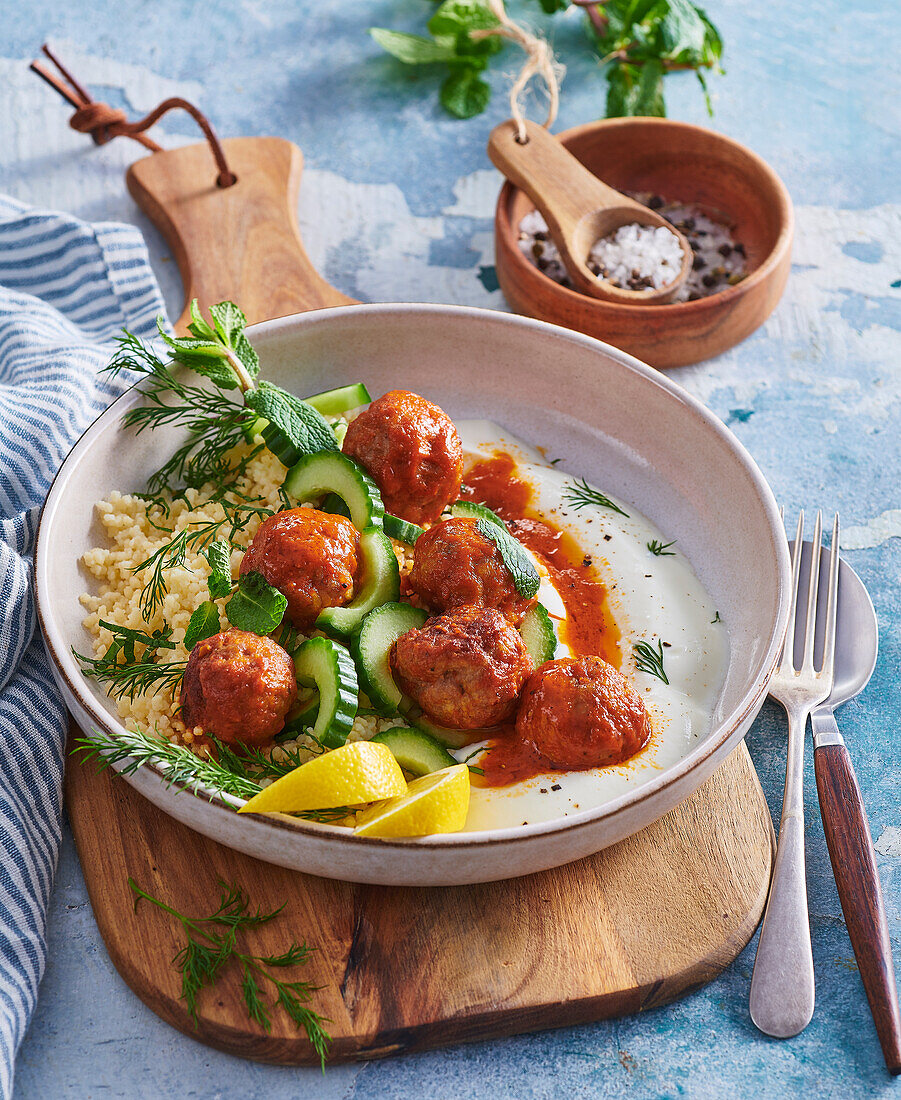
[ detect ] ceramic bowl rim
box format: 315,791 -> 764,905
35,301 -> 790,851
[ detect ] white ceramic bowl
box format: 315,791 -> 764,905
35,304 -> 790,886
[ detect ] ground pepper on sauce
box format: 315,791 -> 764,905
460,451 -> 627,787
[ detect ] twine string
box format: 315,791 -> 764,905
470,0 -> 564,143
30,44 -> 237,187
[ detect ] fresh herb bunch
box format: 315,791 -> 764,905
129,878 -> 331,1066
371,0 -> 504,119
106,300 -> 337,618
370,0 -> 723,120
106,301 -> 335,502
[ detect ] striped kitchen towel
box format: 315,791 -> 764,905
0,195 -> 165,1100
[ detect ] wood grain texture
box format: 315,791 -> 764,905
814,743 -> 901,1073
494,117 -> 793,369
66,732 -> 773,1065
487,120 -> 691,304
126,137 -> 356,332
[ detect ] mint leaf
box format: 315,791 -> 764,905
204,540 -> 233,600
184,601 -> 221,649
606,60 -> 665,117
225,572 -> 288,635
187,299 -> 216,341
209,301 -> 246,347
441,69 -> 491,118
428,0 -> 500,38
370,28 -> 458,64
158,301 -> 259,390
158,319 -> 242,390
209,301 -> 259,382
245,381 -> 338,467
476,519 -> 540,598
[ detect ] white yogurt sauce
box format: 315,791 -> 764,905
450,421 -> 729,832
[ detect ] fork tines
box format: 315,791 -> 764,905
780,510 -> 840,677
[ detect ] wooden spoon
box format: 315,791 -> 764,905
488,119 -> 691,305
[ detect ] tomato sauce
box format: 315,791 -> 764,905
461,451 -> 625,788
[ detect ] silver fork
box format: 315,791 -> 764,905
749,511 -> 840,1038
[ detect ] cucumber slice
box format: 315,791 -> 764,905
371,726 -> 457,777
292,636 -> 358,749
450,500 -> 506,528
316,527 -> 401,640
283,451 -> 384,530
275,697 -> 320,742
304,383 -> 371,417
520,602 -> 558,667
321,492 -> 351,519
351,602 -> 427,717
398,697 -> 476,750
384,513 -> 424,545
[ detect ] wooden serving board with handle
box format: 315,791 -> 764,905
66,136 -> 774,1065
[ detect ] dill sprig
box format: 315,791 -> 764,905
647,539 -> 676,556
134,495 -> 276,618
73,621 -> 186,701
211,737 -> 325,782
633,638 -> 669,684
134,517 -> 228,619
104,331 -> 259,498
129,878 -> 331,1066
562,478 -> 629,518
74,726 -> 262,800
74,727 -> 351,825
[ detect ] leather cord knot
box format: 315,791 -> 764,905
69,102 -> 130,145
31,44 -> 236,188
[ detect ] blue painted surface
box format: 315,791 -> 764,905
4,0 -> 901,1095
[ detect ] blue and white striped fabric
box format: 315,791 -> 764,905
0,195 -> 165,1100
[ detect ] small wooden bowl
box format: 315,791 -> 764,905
495,117 -> 793,369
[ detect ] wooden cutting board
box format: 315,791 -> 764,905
65,136 -> 774,1065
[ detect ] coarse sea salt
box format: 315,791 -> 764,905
519,196 -> 748,302
588,223 -> 683,291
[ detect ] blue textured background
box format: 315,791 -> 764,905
4,1 -> 901,1096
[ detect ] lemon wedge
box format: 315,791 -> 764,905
353,763 -> 470,837
238,741 -> 407,814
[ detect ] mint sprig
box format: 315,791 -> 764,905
370,0 -> 503,119
370,0 -> 724,120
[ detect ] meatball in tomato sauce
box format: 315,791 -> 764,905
409,517 -> 536,625
180,630 -> 297,746
240,508 -> 358,631
391,605 -> 533,730
515,656 -> 650,769
342,389 -> 463,524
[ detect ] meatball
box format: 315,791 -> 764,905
180,630 -> 297,746
240,508 -> 359,630
409,517 -> 536,624
515,656 -> 650,770
391,605 -> 533,729
342,389 -> 463,524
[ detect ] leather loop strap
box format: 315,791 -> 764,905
30,44 -> 236,187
